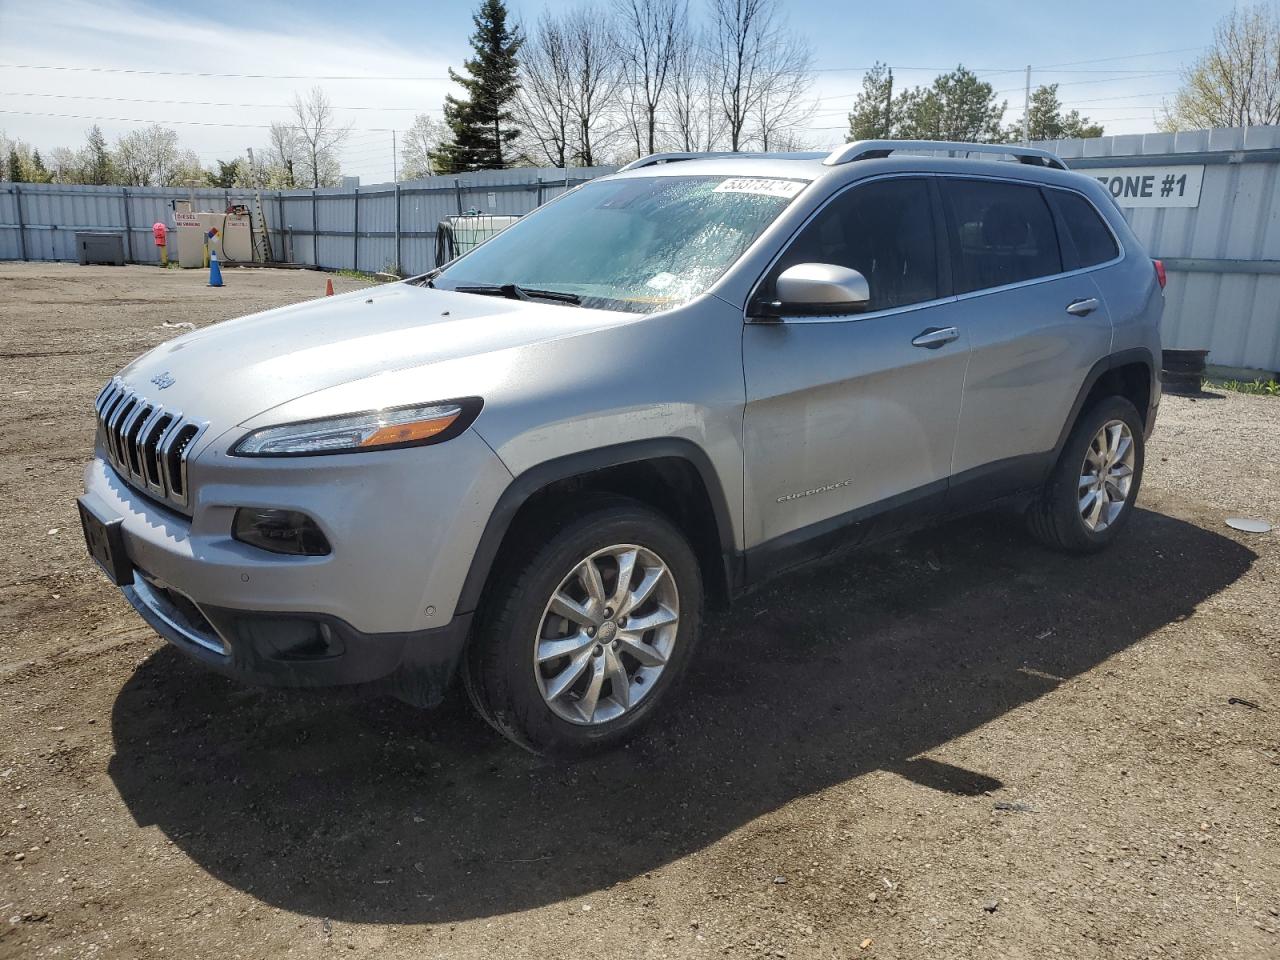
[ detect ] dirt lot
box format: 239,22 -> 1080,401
1,262 -> 1277,960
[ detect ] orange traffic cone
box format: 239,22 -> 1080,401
325,278 -> 335,296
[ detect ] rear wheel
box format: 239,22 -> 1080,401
463,497 -> 702,757
1027,395 -> 1145,553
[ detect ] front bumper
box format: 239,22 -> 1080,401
79,425 -> 510,703
81,426 -> 510,635
118,565 -> 471,705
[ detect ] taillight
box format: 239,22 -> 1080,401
1153,259 -> 1167,289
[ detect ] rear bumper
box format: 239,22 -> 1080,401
122,566 -> 471,706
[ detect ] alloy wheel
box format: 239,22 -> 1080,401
534,543 -> 679,725
1078,419 -> 1136,532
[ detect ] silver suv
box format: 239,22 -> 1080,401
79,140 -> 1163,756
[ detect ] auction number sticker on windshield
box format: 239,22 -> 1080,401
714,177 -> 807,198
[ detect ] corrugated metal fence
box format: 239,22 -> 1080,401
3,129 -> 1279,373
0,165 -> 615,276
1037,126 -> 1280,375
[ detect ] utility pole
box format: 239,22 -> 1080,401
885,68 -> 894,138
246,146 -> 257,187
1022,65 -> 1032,145
391,130 -> 398,182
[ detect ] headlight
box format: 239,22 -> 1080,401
231,399 -> 480,456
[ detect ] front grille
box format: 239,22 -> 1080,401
94,378 -> 207,514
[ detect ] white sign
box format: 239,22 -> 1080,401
1086,165 -> 1204,208
173,210 -> 201,229
714,177 -> 808,198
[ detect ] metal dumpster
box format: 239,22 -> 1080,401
75,232 -> 126,266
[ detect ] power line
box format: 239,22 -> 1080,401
0,108 -> 394,133
1037,46 -> 1203,69
993,72 -> 1176,95
811,64 -> 1180,76
1069,90 -> 1178,104
0,50 -> 1192,83
0,91 -> 439,113
0,63 -> 449,81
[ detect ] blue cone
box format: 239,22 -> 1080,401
208,249 -> 224,287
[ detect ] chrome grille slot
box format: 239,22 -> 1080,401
123,404 -> 152,477
142,413 -> 173,491
165,424 -> 201,499
93,378 -> 207,514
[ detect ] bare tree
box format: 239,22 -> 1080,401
615,0 -> 685,156
706,0 -> 813,152
665,31 -> 704,152
268,121 -> 300,188
290,87 -> 350,188
566,8 -> 624,165
749,34 -> 814,150
1162,4 -> 1280,130
400,113 -> 447,179
47,146 -> 82,184
113,125 -> 183,185
514,10 -> 576,167
516,7 -> 623,167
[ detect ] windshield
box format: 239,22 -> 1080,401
432,174 -> 809,314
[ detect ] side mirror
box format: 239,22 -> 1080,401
752,263 -> 870,319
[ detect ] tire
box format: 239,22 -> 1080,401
1027,395 -> 1145,554
462,496 -> 702,757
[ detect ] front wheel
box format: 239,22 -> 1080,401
1027,395 -> 1145,553
462,497 -> 702,757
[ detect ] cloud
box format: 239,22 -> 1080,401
0,0 -> 458,182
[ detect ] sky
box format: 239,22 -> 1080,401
0,0 -> 1244,184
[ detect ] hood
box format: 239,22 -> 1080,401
116,283 -> 632,427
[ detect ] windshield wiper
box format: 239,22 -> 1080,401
406,267 -> 442,288
454,283 -> 581,305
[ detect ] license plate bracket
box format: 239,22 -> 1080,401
77,496 -> 133,587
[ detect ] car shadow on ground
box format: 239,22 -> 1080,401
107,508 -> 1254,924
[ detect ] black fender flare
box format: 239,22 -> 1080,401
453,438 -> 738,617
1050,346 -> 1157,464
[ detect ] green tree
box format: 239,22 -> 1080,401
84,125 -> 114,184
6,147 -> 20,182
29,149 -> 51,183
895,65 -> 1006,142
433,0 -> 523,173
846,62 -> 895,141
206,159 -> 243,187
1009,84 -> 1103,141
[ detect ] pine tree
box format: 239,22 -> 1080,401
85,125 -> 113,184
30,149 -> 49,183
1010,84 -> 1104,142
432,0 -> 523,173
6,147 -> 20,183
894,66 -> 1006,143
846,63 -> 895,141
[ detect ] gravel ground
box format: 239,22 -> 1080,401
1,262 -> 1277,960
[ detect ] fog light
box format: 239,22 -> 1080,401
232,508 -> 331,556
236,616 -> 344,661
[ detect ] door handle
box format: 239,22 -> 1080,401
911,326 -> 960,349
1066,297 -> 1100,316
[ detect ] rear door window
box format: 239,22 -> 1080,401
1047,189 -> 1120,269
940,179 -> 1062,294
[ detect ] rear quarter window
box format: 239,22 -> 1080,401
1047,189 -> 1120,269
941,179 -> 1062,294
